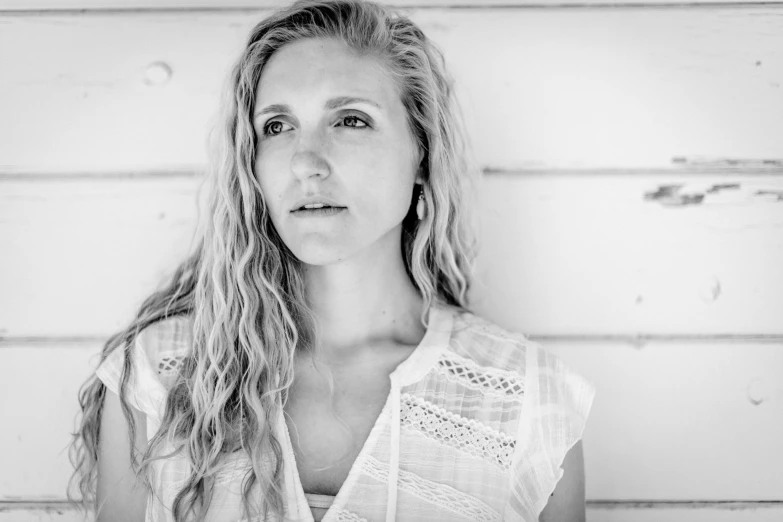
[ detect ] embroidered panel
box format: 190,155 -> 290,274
158,353 -> 186,377
434,351 -> 525,399
400,394 -> 516,470
332,508 -> 370,522
362,455 -> 501,522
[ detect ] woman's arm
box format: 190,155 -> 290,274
539,440 -> 586,522
96,388 -> 149,522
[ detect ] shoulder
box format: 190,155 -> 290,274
136,315 -> 193,354
427,307 -> 536,401
446,311 -> 596,520
98,315 -> 193,393
446,307 -> 533,374
94,315 -> 193,423
135,315 -> 194,360
135,315 -> 194,389
442,307 -> 595,407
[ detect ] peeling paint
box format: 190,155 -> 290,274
671,156 -> 783,168
644,184 -> 704,207
644,183 -> 783,206
755,189 -> 783,201
704,183 -> 740,193
589,500 -> 783,510
629,336 -> 648,350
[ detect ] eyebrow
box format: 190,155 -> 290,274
253,96 -> 382,120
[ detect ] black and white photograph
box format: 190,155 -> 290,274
1,0 -> 781,521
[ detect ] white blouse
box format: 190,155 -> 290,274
95,302 -> 596,522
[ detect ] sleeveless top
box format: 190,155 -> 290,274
94,303 -> 596,522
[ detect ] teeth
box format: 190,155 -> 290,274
303,203 -> 328,209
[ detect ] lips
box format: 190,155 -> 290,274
291,206 -> 346,217
296,204 -> 340,210
291,196 -> 345,212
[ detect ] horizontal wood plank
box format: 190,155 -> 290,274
587,503 -> 783,522
0,7 -> 781,171
471,171 -> 783,337
543,340 -> 783,500
0,340 -> 780,500
2,502 -> 782,522
2,172 -> 781,337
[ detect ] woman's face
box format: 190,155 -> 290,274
253,37 -> 424,265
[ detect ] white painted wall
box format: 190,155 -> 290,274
1,1 -> 781,520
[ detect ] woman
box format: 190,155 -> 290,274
67,1 -> 595,521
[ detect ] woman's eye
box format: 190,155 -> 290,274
263,120 -> 289,137
339,115 -> 369,129
262,114 -> 368,137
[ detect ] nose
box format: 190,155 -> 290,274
290,126 -> 331,182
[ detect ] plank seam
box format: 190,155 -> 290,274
0,169 -> 205,181
3,334 -> 783,348
2,500 -> 782,511
589,500 -> 783,510
483,167 -> 783,176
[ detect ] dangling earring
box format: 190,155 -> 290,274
416,187 -> 426,220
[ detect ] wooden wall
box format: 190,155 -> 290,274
1,1 -> 781,521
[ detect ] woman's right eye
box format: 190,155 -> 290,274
263,120 -> 289,137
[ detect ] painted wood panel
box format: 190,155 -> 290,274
0,506 -> 83,522
0,340 -> 780,500
543,340 -> 783,501
1,7 -> 781,172
2,172 -> 781,337
587,504 -> 783,522
2,503 -> 783,522
2,2 -> 781,520
0,0 -> 776,10
472,171 -> 783,336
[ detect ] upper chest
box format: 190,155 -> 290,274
282,346 -> 415,497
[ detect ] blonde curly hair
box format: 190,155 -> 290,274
66,0 -> 480,520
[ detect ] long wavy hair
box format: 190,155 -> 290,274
66,0 -> 481,520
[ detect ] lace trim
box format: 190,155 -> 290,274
434,352 -> 525,399
362,455 -> 501,521
158,353 -> 185,377
333,508 -> 370,522
400,394 -> 516,470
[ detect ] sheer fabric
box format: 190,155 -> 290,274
95,303 -> 596,521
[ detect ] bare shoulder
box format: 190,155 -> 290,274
539,440 -> 586,522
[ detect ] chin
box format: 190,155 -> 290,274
284,228 -> 389,266
290,243 -> 352,266
298,254 -> 346,266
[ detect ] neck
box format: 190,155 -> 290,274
303,227 -> 426,362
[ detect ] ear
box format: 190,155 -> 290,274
415,149 -> 425,184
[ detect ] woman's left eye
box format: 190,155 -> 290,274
339,114 -> 369,128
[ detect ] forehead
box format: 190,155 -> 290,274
256,37 -> 396,105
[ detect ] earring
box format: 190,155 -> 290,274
416,188 -> 426,220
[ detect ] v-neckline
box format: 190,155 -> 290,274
278,303 -> 452,522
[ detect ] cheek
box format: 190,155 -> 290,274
367,176 -> 413,219
255,171 -> 284,220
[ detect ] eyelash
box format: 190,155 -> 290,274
261,114 -> 370,137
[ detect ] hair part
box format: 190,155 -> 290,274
66,1 -> 480,520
